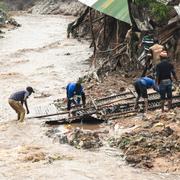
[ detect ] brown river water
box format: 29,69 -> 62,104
0,14 -> 179,180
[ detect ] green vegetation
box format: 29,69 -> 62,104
150,2 -> 169,22
135,0 -> 156,7
0,1 -> 8,11
135,0 -> 169,22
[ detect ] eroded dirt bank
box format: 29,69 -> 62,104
0,14 -> 180,180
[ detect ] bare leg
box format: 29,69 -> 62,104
144,98 -> 148,113
161,100 -> 165,112
134,96 -> 140,110
19,111 -> 25,122
17,113 -> 20,120
167,99 -> 172,111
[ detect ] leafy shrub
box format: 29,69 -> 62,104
150,2 -> 169,22
0,1 -> 8,11
135,0 -> 169,22
135,0 -> 156,7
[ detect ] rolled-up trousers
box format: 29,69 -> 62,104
8,99 -> 25,122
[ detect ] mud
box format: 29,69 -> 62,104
108,109 -> 180,172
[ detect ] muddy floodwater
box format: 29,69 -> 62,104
0,14 -> 179,180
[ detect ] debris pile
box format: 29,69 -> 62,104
46,127 -> 103,149
108,110 -> 180,170
67,128 -> 103,149
0,8 -> 20,35
66,0 -> 180,78
30,0 -> 84,16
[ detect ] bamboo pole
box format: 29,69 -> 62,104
116,20 -> 119,45
89,8 -> 97,68
103,15 -> 106,42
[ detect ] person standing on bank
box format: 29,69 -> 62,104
134,76 -> 159,113
156,51 -> 178,112
8,87 -> 35,122
66,80 -> 86,112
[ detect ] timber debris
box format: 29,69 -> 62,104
30,89 -> 180,125
67,0 -> 180,77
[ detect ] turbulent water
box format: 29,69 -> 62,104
0,14 -> 91,120
0,14 -> 179,180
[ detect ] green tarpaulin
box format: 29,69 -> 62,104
79,0 -> 131,24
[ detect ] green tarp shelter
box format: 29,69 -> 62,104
79,0 -> 132,24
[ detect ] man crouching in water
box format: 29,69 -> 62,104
66,80 -> 86,117
8,86 -> 34,122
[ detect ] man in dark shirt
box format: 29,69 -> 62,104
8,87 -> 34,122
156,51 -> 178,112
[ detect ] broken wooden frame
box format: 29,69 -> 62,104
29,90 -> 180,125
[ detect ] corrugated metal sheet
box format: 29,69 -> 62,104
79,0 -> 131,24
174,4 -> 180,16
156,0 -> 171,5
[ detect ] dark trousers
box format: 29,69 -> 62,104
67,92 -> 86,110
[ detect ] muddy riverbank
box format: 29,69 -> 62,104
0,13 -> 180,180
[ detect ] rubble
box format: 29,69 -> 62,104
108,110 -> 180,170
30,0 -> 85,16
67,128 -> 103,149
0,9 -> 20,31
7,18 -> 21,27
46,127 -> 103,149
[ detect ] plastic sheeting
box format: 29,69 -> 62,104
79,0 -> 131,24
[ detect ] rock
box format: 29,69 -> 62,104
161,126 -> 174,137
143,122 -> 153,128
31,0 -> 85,16
119,87 -> 125,92
142,160 -> 153,168
49,127 -> 103,149
64,52 -> 71,56
153,122 -> 164,128
45,128 -> 60,138
125,155 -> 141,164
58,134 -> 68,144
8,18 -> 21,27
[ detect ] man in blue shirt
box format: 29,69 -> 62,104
66,81 -> 86,111
8,86 -> 34,122
134,76 -> 159,113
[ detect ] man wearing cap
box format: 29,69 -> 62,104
8,87 -> 34,122
156,51 -> 178,112
66,81 -> 86,112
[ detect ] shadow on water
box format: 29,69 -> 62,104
45,115 -> 105,130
